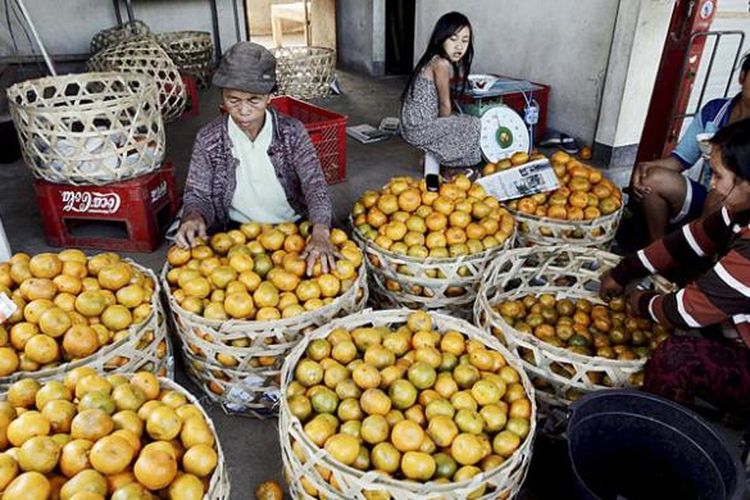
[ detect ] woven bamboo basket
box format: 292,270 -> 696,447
158,376 -> 231,499
509,205 -> 623,248
88,37 -> 187,123
279,308 -> 537,500
271,46 -> 335,99
90,20 -> 151,55
162,263 -> 369,417
474,245 -> 673,409
156,31 -> 214,88
0,260 -> 171,391
6,72 -> 164,185
353,224 -> 516,319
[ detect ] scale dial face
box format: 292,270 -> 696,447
479,105 -> 530,163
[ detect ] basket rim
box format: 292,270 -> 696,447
508,203 -> 623,229
279,308 -> 537,495
6,72 -> 158,113
160,259 -> 367,333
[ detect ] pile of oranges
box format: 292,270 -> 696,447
0,369 -> 220,498
286,311 -> 532,496
165,221 -> 364,322
506,151 -> 622,222
481,151 -> 545,176
493,294 -> 672,391
352,176 -> 515,260
0,251 -> 156,377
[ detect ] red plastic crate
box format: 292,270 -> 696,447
270,96 -> 348,184
181,73 -> 200,119
33,164 -> 179,252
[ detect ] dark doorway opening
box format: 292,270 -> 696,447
385,0 -> 415,75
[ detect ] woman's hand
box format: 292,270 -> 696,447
599,271 -> 624,300
174,212 -> 207,249
301,224 -> 341,276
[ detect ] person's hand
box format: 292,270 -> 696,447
626,289 -> 647,314
301,224 -> 341,276
174,212 -> 207,249
630,161 -> 655,201
599,271 -> 624,300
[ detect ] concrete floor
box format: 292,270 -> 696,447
1,69 -> 747,498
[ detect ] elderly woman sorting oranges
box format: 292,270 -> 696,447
174,42 -> 337,275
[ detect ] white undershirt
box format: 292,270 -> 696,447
227,112 -> 298,224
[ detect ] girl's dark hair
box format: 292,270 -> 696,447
742,52 -> 750,74
710,117 -> 750,180
401,12 -> 474,102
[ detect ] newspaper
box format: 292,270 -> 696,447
476,158 -> 560,201
0,293 -> 16,324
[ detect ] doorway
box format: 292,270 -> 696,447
385,0 -> 415,75
245,0 -> 336,50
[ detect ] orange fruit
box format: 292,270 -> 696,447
568,191 -> 589,209
89,435 -> 134,475
98,264 -> 132,291
400,451 -> 436,480
70,409 -> 113,441
2,471 -> 51,500
182,444 -> 218,478
29,253 -> 63,279
63,325 -> 100,359
133,450 -> 177,491
584,206 -> 602,220
390,420 -> 424,452
59,469 -> 107,499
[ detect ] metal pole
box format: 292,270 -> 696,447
13,0 -> 56,75
209,0 -> 222,60
123,0 -> 134,23
113,0 -> 123,25
303,0 -> 311,47
231,0 -> 241,42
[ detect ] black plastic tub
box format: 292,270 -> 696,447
567,390 -> 745,500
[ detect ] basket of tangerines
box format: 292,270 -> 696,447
0,369 -> 229,498
474,245 -> 674,410
502,151 -> 624,248
351,175 -> 516,318
280,309 -> 536,500
0,250 -> 170,390
161,221 -> 368,418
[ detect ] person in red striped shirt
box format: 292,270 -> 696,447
600,117 -> 750,417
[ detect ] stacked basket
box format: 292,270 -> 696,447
271,46 -> 335,99
474,245 -> 673,420
88,37 -> 187,123
90,20 -> 151,55
157,31 -> 215,89
6,72 -> 165,186
162,256 -> 369,418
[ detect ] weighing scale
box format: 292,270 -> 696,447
460,75 -> 541,163
478,104 -> 530,163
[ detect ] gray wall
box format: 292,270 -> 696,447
336,0 -> 384,76
414,0 -> 620,143
0,0 -> 246,57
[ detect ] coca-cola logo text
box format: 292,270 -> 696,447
60,191 -> 122,214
